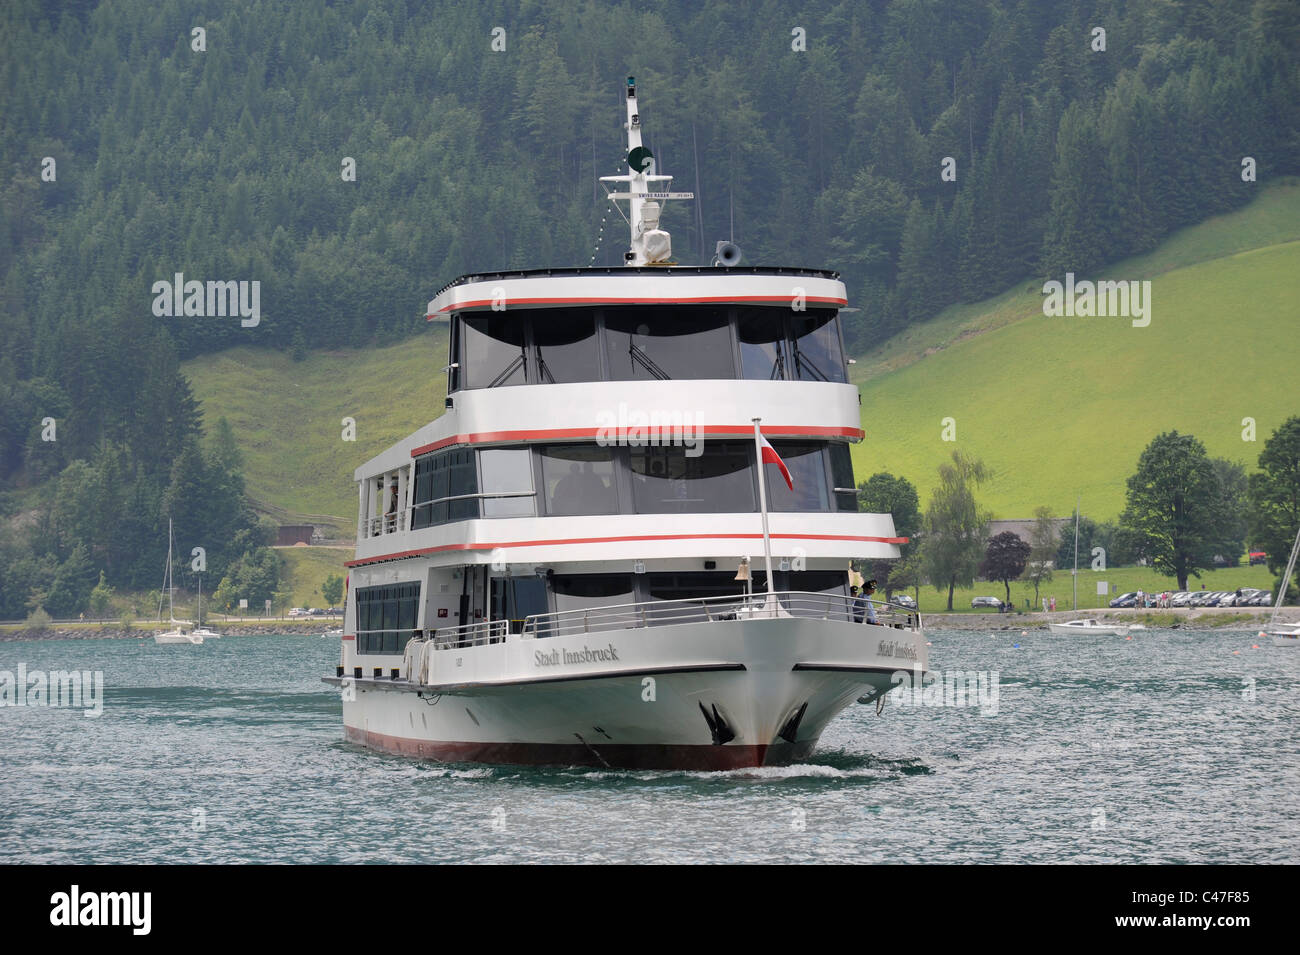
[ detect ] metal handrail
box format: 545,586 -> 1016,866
424,618 -> 509,649
521,590 -> 920,639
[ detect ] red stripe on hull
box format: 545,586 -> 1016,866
344,725 -> 816,770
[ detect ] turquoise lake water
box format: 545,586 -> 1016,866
1,630 -> 1296,864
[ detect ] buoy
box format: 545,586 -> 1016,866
1021,631 -> 1027,636
1126,635 -> 1132,640
1252,645 -> 1260,649
1012,643 -> 1021,648
1232,650 -> 1240,654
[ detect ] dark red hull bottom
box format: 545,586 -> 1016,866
345,725 -> 817,770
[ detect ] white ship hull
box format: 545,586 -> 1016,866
329,616 -> 925,770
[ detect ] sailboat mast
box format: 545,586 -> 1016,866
1271,524 -> 1300,626
1072,497 -> 1080,612
167,517 -> 174,622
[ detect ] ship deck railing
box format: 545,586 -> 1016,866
520,591 -> 920,640
411,593 -> 920,652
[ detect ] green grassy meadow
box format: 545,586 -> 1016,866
185,332 -> 448,533
852,181 -> 1300,520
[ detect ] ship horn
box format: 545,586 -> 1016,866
778,701 -> 808,744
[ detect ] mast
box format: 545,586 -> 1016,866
1072,497 -> 1079,612
167,517 -> 175,623
752,419 -> 776,598
1271,524 -> 1300,626
599,76 -> 693,266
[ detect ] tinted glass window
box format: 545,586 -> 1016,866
540,445 -> 618,515
765,443 -> 828,512
551,575 -> 636,615
462,315 -> 527,388
738,309 -> 788,380
447,448 -> 478,522
630,442 -> 754,514
533,309 -> 599,383
479,448 -> 535,517
355,582 -> 421,655
828,443 -> 857,511
604,307 -> 733,380
791,310 -> 846,383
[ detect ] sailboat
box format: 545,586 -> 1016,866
191,578 -> 221,640
1263,525 -> 1300,648
155,518 -> 204,645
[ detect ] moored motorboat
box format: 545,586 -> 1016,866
1047,618 -> 1126,635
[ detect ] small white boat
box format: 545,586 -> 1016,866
1047,618 -> 1126,635
1266,625 -> 1299,648
1263,526 -> 1300,648
321,628 -> 343,639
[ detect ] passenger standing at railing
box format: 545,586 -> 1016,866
850,585 -> 864,623
863,579 -> 879,624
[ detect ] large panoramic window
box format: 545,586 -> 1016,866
764,442 -> 829,512
737,309 -> 788,380
551,574 -> 636,618
411,449 -> 480,528
540,444 -> 618,516
532,309 -> 599,383
461,315 -> 527,388
629,442 -> 755,514
791,310 -> 847,383
355,582 -> 421,655
604,306 -> 733,380
479,448 -> 535,517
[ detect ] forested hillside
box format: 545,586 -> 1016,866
1,0 -> 1298,617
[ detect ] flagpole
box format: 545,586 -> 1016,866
752,418 -> 775,597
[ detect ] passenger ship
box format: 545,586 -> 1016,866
324,78 -> 926,769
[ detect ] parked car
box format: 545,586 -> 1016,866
1170,591 -> 1196,607
288,607 -> 309,618
971,596 -> 1003,609
892,594 -> 918,610
1249,591 -> 1273,606
1248,551 -> 1267,566
1109,592 -> 1139,608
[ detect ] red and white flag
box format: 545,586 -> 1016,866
758,433 -> 793,490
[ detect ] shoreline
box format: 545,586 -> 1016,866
918,606 -> 1299,631
0,624 -> 332,642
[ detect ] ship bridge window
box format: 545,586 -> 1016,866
765,442 -> 829,512
791,310 -> 847,383
630,441 -> 755,514
462,315 -> 527,388
532,309 -> 599,383
355,582 -> 421,655
604,306 -> 733,380
738,310 -> 788,380
411,448 -> 480,528
540,445 -> 618,516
